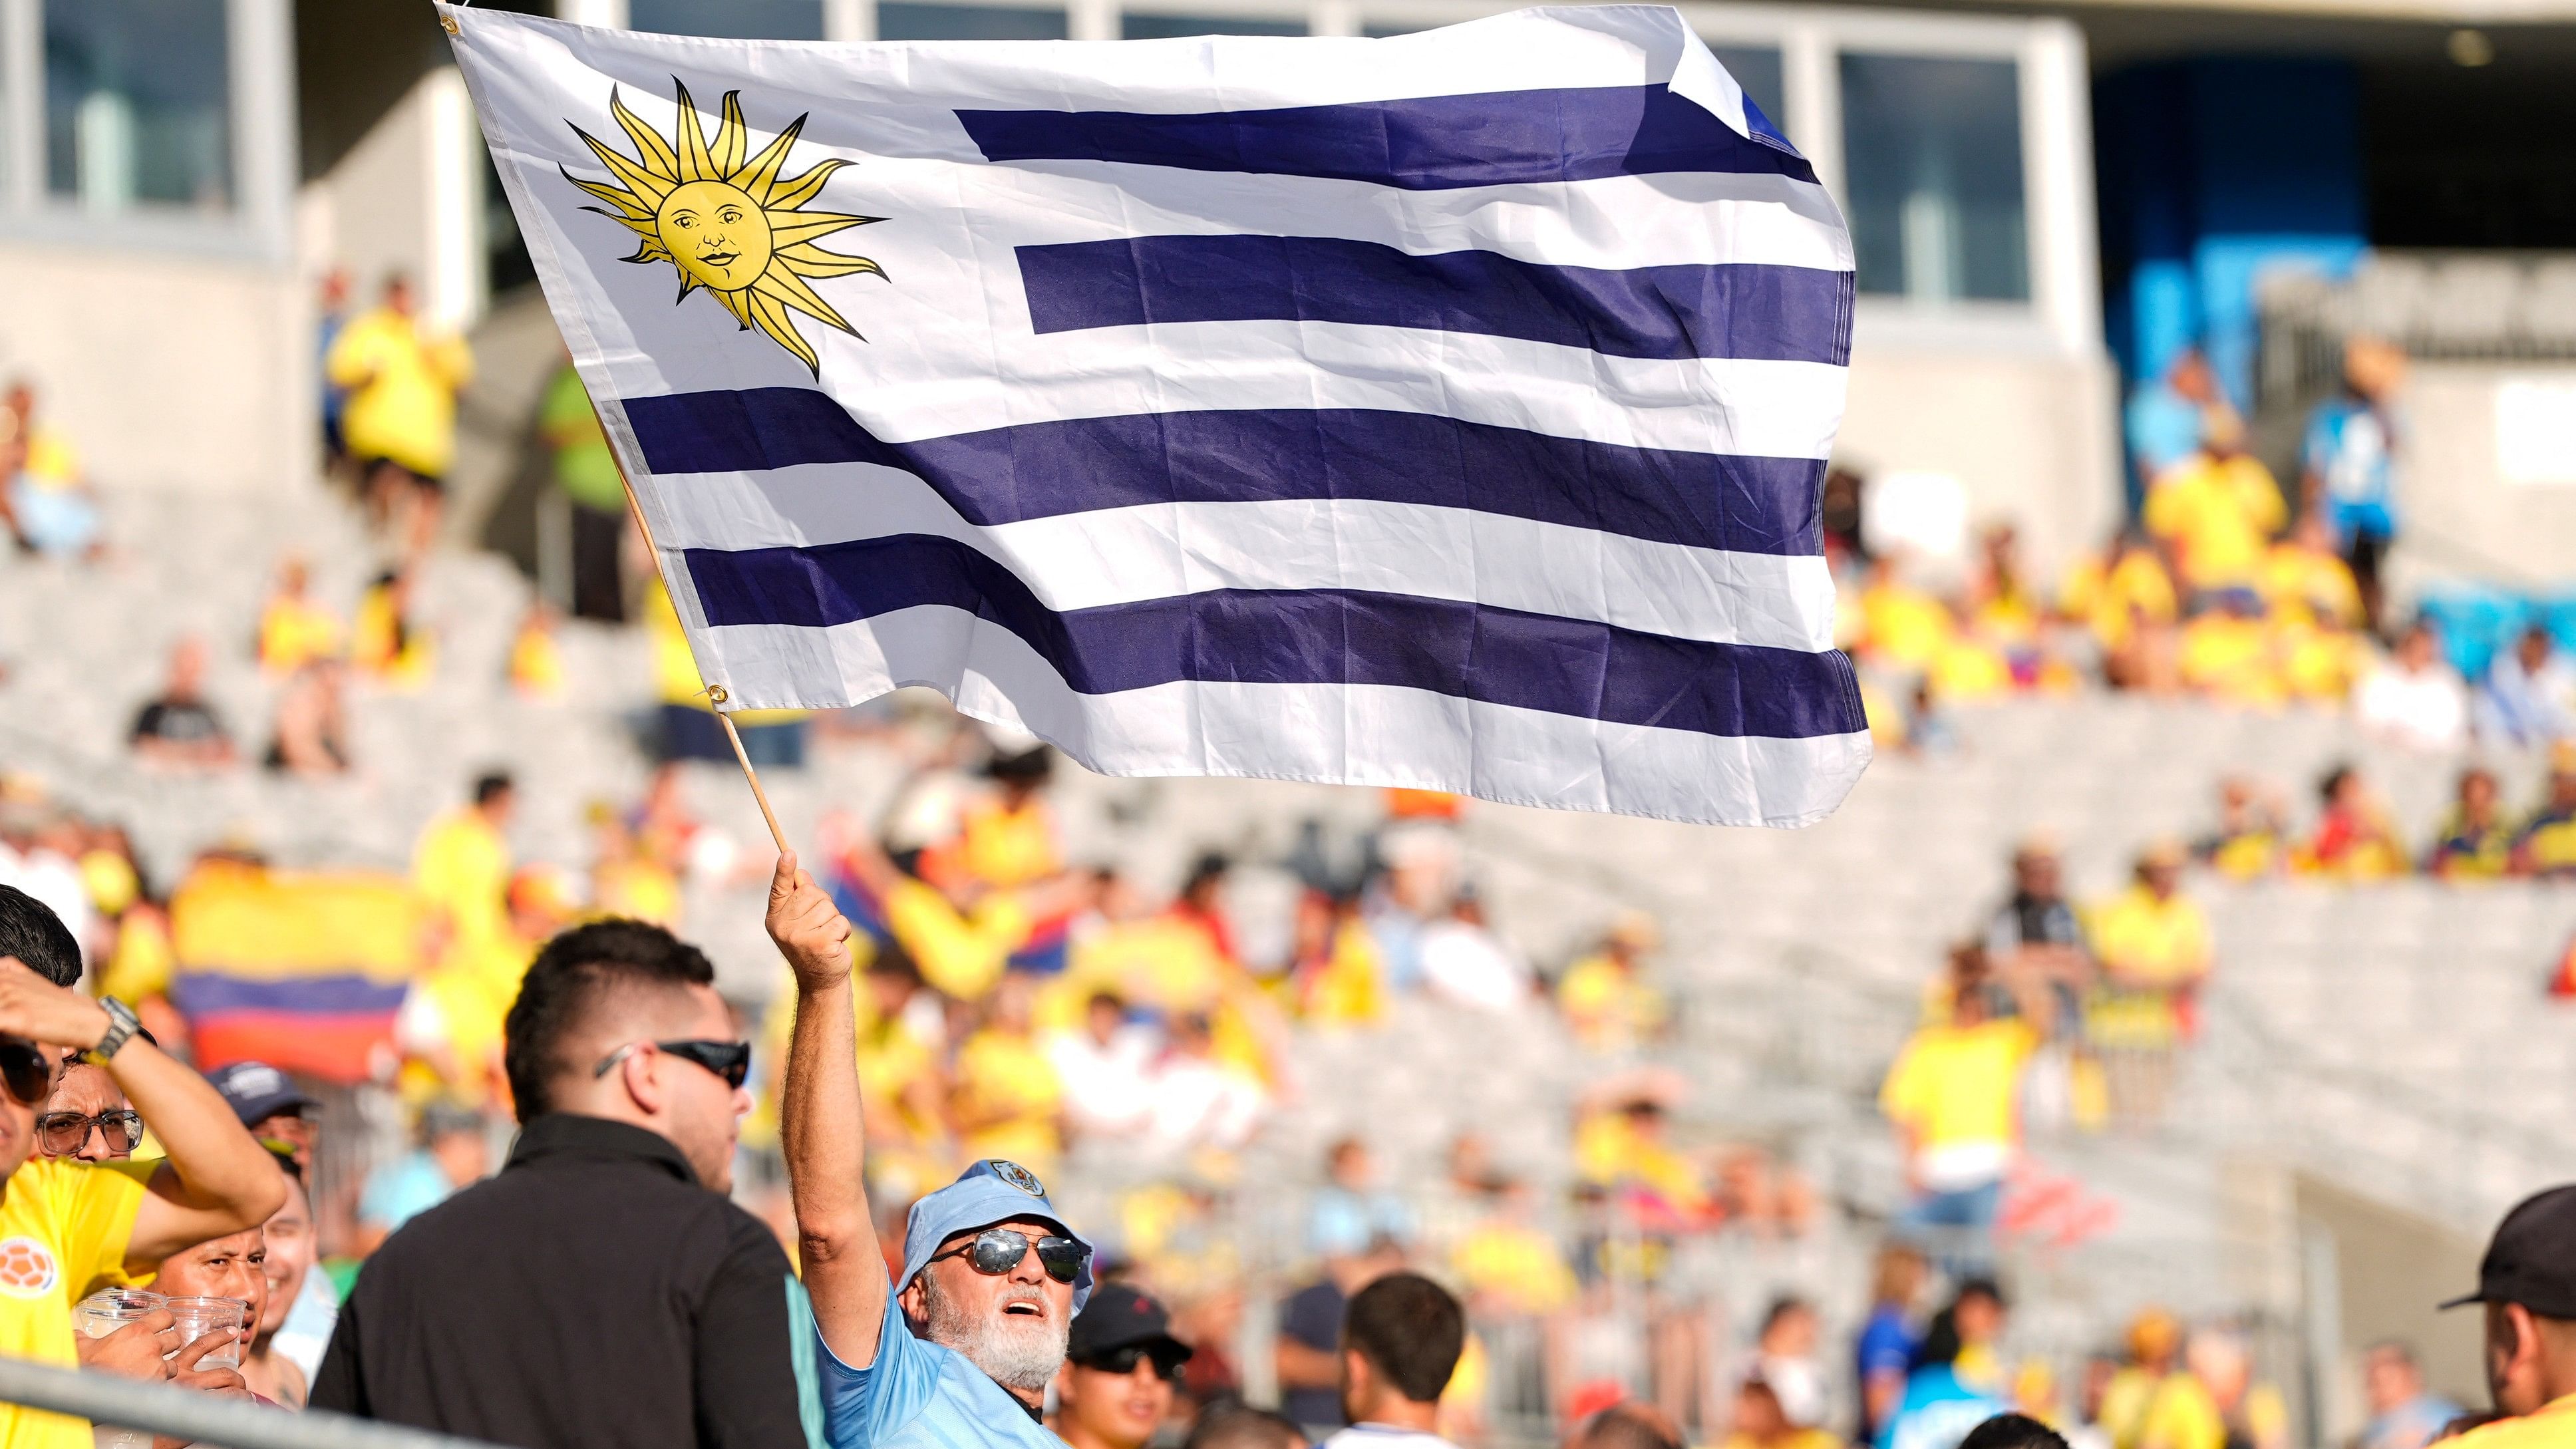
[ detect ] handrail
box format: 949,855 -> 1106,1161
0,1356 -> 502,1449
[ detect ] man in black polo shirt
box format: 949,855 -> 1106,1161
311,919 -> 817,1448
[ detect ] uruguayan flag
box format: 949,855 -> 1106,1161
447,1 -> 1869,826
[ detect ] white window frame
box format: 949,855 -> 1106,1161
0,0 -> 295,259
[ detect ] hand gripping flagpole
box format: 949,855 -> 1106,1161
599,430 -> 792,855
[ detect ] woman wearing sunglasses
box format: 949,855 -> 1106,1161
766,852 -> 1100,1449
0,889 -> 287,1448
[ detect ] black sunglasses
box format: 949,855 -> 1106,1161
929,1226 -> 1089,1285
1076,1343 -> 1190,1381
38,1109 -> 142,1157
593,1039 -> 751,1090
0,1039 -> 51,1107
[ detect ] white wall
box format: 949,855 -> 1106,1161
2390,361 -> 2576,591
297,67 -> 486,334
0,241 -> 305,494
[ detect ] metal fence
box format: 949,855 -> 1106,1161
0,1357 -> 498,1449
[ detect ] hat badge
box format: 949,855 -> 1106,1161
990,1160 -> 1046,1196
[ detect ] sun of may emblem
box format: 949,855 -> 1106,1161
564,82 -> 886,375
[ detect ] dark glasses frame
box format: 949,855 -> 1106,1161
1073,1343 -> 1190,1382
593,1039 -> 751,1090
37,1108 -> 143,1157
0,1038 -> 53,1107
929,1226 -> 1089,1285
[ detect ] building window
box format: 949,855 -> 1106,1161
1840,52 -> 2027,303
1120,13 -> 1305,38
878,3 -> 1068,39
1705,43 -> 1784,138
629,0 -> 826,39
41,0 -> 233,214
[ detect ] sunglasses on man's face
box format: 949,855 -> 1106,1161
37,1109 -> 142,1157
929,1226 -> 1090,1285
592,1039 -> 752,1090
1074,1343 -> 1190,1382
0,1039 -> 53,1108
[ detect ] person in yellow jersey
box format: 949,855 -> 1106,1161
1450,1177 -> 1576,1321
1878,979 -> 2034,1269
1557,913 -> 1668,1052
2098,1309 -> 2183,1449
949,973 -> 1066,1170
254,555 -> 343,677
2086,842 -> 2213,1019
2437,1184 -> 2576,1449
414,772 -> 517,988
326,273 -> 473,556
2142,417 -> 2287,601
350,567 -> 436,690
0,886 -> 289,1448
2511,746 -> 2576,880
2137,1327 -> 2286,1449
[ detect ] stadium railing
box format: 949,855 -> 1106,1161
0,1357 -> 501,1449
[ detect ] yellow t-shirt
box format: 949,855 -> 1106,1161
327,307 -> 474,478
1861,579 -> 1956,671
2177,615 -> 2283,707
258,598 -> 343,675
2144,455 -> 2287,593
2062,550 -> 2179,653
1452,1221 -> 1577,1315
2099,1367 -> 2167,1449
2086,886 -> 2213,987
415,808 -> 511,969
0,1158 -> 152,1449
952,1028 -> 1064,1166
2260,542 -> 2362,628
2139,1375 -> 2287,1449
2448,1393 -> 2576,1449
1557,953 -> 1664,1049
352,580 -> 435,690
955,799 -> 1061,889
510,621 -> 566,699
1877,1019 -> 2036,1153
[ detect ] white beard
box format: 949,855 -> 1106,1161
917,1271 -> 1067,1393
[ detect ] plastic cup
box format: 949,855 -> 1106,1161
160,1296 -> 247,1372
75,1288 -> 164,1342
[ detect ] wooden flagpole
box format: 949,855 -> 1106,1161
601,443 -> 791,854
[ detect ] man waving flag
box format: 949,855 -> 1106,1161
446,1 -> 1869,826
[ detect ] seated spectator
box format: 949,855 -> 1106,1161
1145,1011 -> 1265,1154
152,1223 -> 275,1403
508,599 -> 566,699
255,554 -> 342,675
130,636 -> 236,768
2355,621 -> 2468,752
2477,626 -> 2576,746
2259,512 -> 2362,630
1,377 -> 106,559
1450,1177 -> 1576,1321
2138,1327 -> 2286,1449
353,1100 -> 488,1254
244,1156 -> 319,1408
2143,417 -> 2285,603
1985,835 -> 2087,1022
352,567 -> 435,689
1557,913 -> 1667,1051
2059,534 -> 2178,691
949,971 -> 1066,1168
1417,889 -> 1531,1013
1754,1297 -> 1830,1430
1048,991 -> 1159,1142
1859,556 -> 1957,674
2512,743 -> 2576,879
2090,842 -> 2212,993
2175,593 -> 2283,708
2193,777 -> 2283,882
2357,1340 -> 2461,1449
2430,768 -> 2514,881
1309,1137 -> 1415,1259
265,659 -> 353,777
2294,764 -> 2406,880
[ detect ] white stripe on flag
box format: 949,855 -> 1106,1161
693,605 -> 1873,828
652,468 -> 1839,651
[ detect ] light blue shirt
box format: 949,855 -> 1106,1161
818,1299 -> 1062,1449
267,1261 -> 341,1382
1876,1366 -> 2007,1449
2126,382 -> 2203,482
2303,395 -> 2398,540
357,1150 -> 456,1235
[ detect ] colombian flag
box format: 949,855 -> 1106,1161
170,861 -> 426,1082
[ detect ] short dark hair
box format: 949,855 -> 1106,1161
1571,1403 -> 1686,1449
0,885 -> 83,988
1958,1414 -> 2070,1449
504,919 -> 714,1122
1184,1406 -> 1305,1449
474,772 -> 516,806
1342,1271 -> 1463,1403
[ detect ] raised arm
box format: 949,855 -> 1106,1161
0,961 -> 285,1268
764,851 -> 887,1368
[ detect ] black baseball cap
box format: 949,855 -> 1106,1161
206,1061 -> 319,1127
2442,1184 -> 2576,1319
1068,1286 -> 1192,1369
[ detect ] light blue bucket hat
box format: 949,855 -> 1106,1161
899,1159 -> 1096,1312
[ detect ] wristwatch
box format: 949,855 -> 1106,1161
89,998 -> 140,1064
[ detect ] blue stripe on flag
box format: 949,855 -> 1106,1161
681,533 -> 1864,738
170,973 -> 412,1017
953,84 -> 1818,188
1015,236 -> 1853,365
623,391 -> 1823,556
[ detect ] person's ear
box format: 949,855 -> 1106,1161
897,1273 -> 928,1325
622,1046 -> 669,1116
